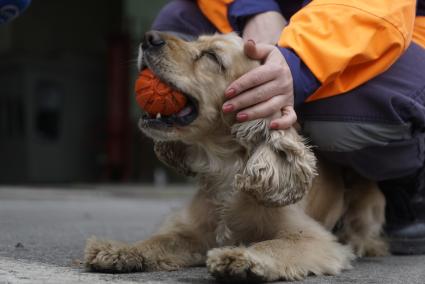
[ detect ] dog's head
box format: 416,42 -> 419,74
137,31 -> 258,142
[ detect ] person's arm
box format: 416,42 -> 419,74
197,0 -> 284,34
196,0 -> 234,33
242,11 -> 287,45
279,0 -> 416,102
198,0 -> 416,104
413,16 -> 425,49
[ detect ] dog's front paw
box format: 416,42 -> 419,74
206,247 -> 271,283
84,237 -> 144,273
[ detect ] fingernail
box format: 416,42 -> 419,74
247,39 -> 256,46
270,122 -> 279,129
222,104 -> 234,113
225,88 -> 236,98
237,113 -> 248,122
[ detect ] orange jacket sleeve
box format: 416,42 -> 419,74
197,0 -> 234,33
197,0 -> 417,102
413,16 -> 425,49
278,0 -> 416,101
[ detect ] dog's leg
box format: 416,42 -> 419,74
302,161 -> 347,230
338,176 -> 389,257
84,231 -> 206,273
207,205 -> 354,282
232,120 -> 317,207
84,191 -> 214,273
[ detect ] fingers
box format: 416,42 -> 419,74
225,64 -> 281,98
223,40 -> 296,129
270,106 -> 298,130
243,40 -> 275,61
223,80 -> 285,112
234,95 -> 289,122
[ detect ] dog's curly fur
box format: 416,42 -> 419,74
84,32 -> 388,282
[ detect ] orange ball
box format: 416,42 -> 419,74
135,69 -> 187,116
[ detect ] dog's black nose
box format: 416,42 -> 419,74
142,31 -> 165,49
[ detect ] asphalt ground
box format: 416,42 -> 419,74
1,186 -> 424,284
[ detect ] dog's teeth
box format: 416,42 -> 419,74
156,113 -> 162,119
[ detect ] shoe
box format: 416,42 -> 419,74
379,169 -> 425,255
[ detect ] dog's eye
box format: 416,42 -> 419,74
198,50 -> 226,71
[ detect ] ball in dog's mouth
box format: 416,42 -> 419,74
136,69 -> 199,128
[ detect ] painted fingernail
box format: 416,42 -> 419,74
222,104 -> 234,113
270,122 -> 279,129
225,88 -> 236,98
237,113 -> 248,122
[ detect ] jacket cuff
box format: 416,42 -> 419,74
228,0 -> 281,33
279,47 -> 321,106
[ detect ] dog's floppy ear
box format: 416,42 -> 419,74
231,120 -> 317,207
154,141 -> 196,177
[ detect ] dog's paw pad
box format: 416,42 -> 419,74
84,237 -> 143,273
206,248 -> 268,283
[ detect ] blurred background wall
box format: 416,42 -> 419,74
0,0 -> 185,184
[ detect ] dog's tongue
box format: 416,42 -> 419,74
176,105 -> 193,117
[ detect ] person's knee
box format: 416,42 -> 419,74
302,120 -> 422,180
302,120 -> 412,152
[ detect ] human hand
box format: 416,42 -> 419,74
222,40 -> 296,130
242,11 -> 287,45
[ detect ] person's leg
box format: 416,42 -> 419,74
297,42 -> 425,254
151,0 -> 217,39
